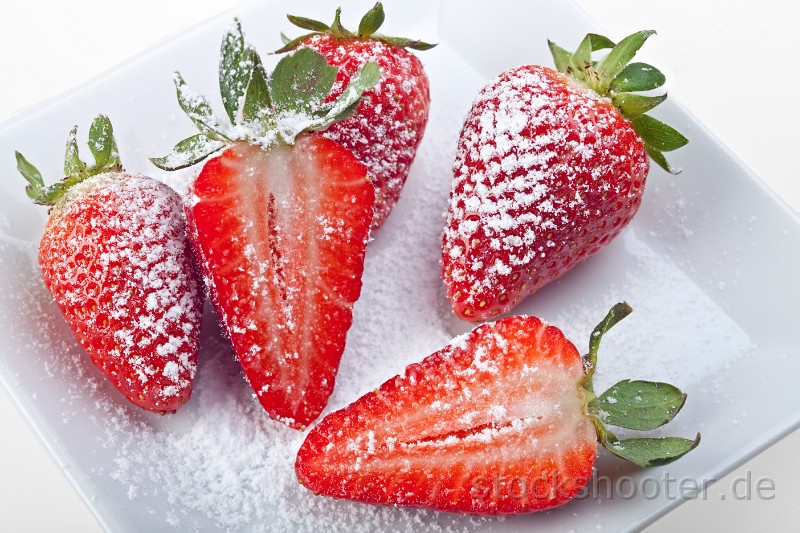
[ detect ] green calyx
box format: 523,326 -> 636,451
275,2 -> 436,54
548,31 -> 688,174
16,114 -> 122,206
579,303 -> 700,468
152,19 -> 381,171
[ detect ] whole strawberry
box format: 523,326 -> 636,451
277,2 -> 433,229
296,303 -> 699,514
442,31 -> 688,321
16,116 -> 203,413
153,22 -> 380,429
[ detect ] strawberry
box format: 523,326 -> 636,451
277,2 -> 434,229
296,303 -> 699,514
152,22 -> 380,429
16,115 -> 203,414
442,31 -> 689,321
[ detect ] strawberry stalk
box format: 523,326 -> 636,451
276,2 -> 436,53
152,19 -> 381,170
548,30 -> 688,174
16,115 -> 123,206
581,303 -> 699,467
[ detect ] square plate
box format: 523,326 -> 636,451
1,0 -> 798,531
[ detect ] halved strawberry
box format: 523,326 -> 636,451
153,22 -> 380,429
17,115 -> 202,414
187,137 -> 373,428
296,304 -> 699,514
277,2 -> 433,229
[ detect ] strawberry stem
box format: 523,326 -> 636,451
276,2 -> 436,54
15,114 -> 123,206
582,301 -> 632,384
548,30 -> 688,174
580,303 -> 700,467
152,21 -> 380,171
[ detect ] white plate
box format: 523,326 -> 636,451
1,0 -> 799,531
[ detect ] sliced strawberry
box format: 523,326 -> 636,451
153,25 -> 381,428
297,316 -> 595,513
186,136 -> 374,429
297,305 -> 700,514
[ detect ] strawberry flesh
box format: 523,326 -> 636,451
296,316 -> 597,514
39,174 -> 202,413
187,136 -> 374,429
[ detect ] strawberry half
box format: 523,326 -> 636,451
17,115 -> 203,414
442,31 -> 689,321
152,22 -> 380,429
296,303 -> 699,514
277,2 -> 433,230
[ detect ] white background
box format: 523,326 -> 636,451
1,0 -> 798,531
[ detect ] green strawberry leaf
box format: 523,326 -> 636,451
88,114 -> 121,170
610,62 -> 666,93
219,19 -> 255,123
554,31 -> 682,158
378,36 -> 437,50
242,53 -> 271,123
613,92 -> 668,119
570,33 -> 614,82
645,143 -> 682,175
597,380 -> 687,431
15,151 -> 44,201
274,32 -> 317,54
174,72 -> 231,142
631,114 -> 689,152
596,30 -> 656,93
63,126 -> 86,178
603,434 -> 701,468
163,23 -> 382,155
310,61 -> 381,130
39,182 -> 68,206
358,2 -> 385,37
278,4 -> 435,53
580,303 -> 700,469
586,33 -> 616,51
330,7 -> 354,38
571,34 -> 593,75
548,40 -> 573,73
270,48 -> 338,114
150,134 -> 226,171
287,14 -> 330,32
18,117 -> 128,206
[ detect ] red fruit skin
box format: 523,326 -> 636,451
443,66 -> 649,321
301,34 -> 431,229
186,136 -> 374,430
296,316 -> 597,515
39,174 -> 202,413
